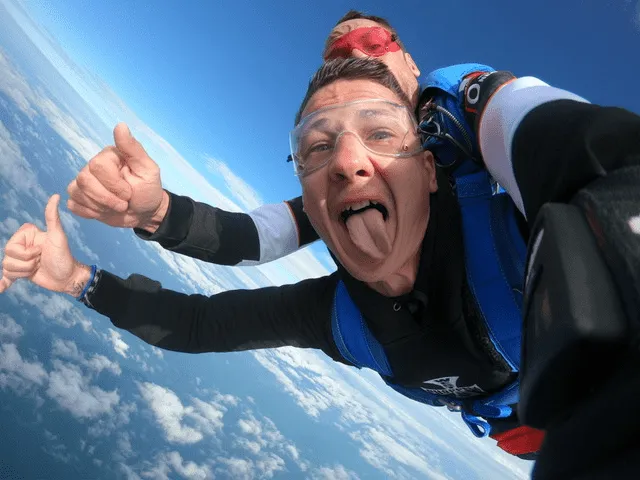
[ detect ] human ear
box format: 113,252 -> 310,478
422,151 -> 438,193
404,52 -> 421,78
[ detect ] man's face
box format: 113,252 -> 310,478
324,19 -> 421,105
298,79 -> 438,283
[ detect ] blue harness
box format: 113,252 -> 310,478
330,64 -> 528,437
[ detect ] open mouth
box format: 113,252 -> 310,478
340,200 -> 389,223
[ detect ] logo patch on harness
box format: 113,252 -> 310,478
421,376 -> 485,397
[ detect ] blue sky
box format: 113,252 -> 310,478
19,0 -> 640,207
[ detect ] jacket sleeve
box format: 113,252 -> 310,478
474,76 -> 589,217
85,268 -> 344,361
133,192 -> 320,266
476,76 -> 640,224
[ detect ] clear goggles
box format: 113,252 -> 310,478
289,99 -> 424,177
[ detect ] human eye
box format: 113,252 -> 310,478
299,139 -> 334,171
365,127 -> 403,146
368,129 -> 394,141
307,142 -> 332,153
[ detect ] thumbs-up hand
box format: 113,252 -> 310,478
67,123 -> 168,231
0,194 -> 89,295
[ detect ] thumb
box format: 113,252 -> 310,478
45,194 -> 64,237
113,123 -> 156,172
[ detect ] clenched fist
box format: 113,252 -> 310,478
67,123 -> 169,231
0,194 -> 90,296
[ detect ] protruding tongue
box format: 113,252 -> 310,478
345,208 -> 392,260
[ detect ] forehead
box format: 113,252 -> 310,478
302,79 -> 402,119
326,19 -> 384,46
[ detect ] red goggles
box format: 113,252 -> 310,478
324,27 -> 401,60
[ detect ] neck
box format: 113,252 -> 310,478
366,249 -> 421,297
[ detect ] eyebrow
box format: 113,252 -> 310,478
358,108 -> 400,119
303,117 -> 330,133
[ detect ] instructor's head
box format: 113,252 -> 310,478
290,58 -> 438,285
323,10 -> 421,106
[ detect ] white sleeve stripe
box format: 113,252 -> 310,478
283,200 -> 301,247
479,76 -> 589,217
241,202 -> 300,266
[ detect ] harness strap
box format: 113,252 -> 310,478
332,281 -> 393,376
455,171 -> 525,370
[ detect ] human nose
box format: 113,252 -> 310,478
329,132 -> 374,183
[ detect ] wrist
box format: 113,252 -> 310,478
65,262 -> 92,297
139,190 -> 170,233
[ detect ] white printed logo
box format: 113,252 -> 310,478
421,376 -> 485,397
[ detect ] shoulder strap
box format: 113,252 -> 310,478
331,281 -> 393,376
455,170 -> 527,370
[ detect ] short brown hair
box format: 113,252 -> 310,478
323,10 -> 405,57
295,58 -> 411,125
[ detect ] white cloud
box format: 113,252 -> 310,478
137,382 -> 228,445
0,216 -> 21,237
238,415 -> 262,436
51,338 -> 82,358
151,346 -> 164,358
206,156 -> 264,211
0,343 -> 48,394
215,457 -> 254,480
234,437 -> 262,455
140,451 -> 214,480
351,427 -> 447,480
87,401 -> 136,438
162,451 -> 212,480
59,209 -> 99,263
4,281 -> 92,331
115,431 -> 135,460
189,397 -> 226,435
214,392 -> 239,406
231,410 -> 300,477
0,46 -> 102,164
42,441 -> 74,464
0,119 -> 47,203
132,353 -> 154,373
46,359 -> 120,419
105,328 -> 130,358
312,464 -> 359,480
0,314 -> 24,340
87,353 -> 122,375
138,382 -> 203,444
119,463 -> 143,480
51,338 -> 121,376
0,48 -> 38,119
255,453 -> 286,479
285,444 -> 300,462
0,190 -> 22,215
